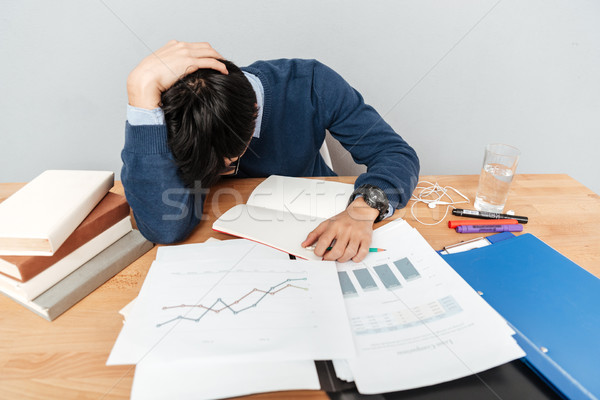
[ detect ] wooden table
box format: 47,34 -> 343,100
0,174 -> 598,400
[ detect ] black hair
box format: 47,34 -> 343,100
161,60 -> 257,188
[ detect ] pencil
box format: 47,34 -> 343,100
305,246 -> 385,252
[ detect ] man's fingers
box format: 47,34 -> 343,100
300,208 -> 375,262
171,42 -> 223,61
352,237 -> 372,263
337,238 -> 361,263
185,41 -> 214,49
160,41 -> 228,75
191,57 -> 228,75
313,230 -> 337,257
323,234 -> 350,261
175,59 -> 227,79
188,48 -> 225,60
302,222 -> 327,247
166,41 -> 213,52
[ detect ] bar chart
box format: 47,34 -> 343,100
393,258 -> 421,281
338,271 -> 358,297
373,264 -> 402,290
353,268 -> 379,292
337,257 -> 422,298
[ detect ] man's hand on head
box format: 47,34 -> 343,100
301,197 -> 379,263
127,40 -> 228,110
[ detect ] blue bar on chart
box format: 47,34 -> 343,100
352,268 -> 379,291
373,264 -> 402,290
393,258 -> 421,281
337,271 -> 358,296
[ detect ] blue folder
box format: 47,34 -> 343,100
442,233 -> 600,400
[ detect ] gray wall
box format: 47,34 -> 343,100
1,0 -> 599,194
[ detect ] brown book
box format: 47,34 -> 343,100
0,192 -> 130,282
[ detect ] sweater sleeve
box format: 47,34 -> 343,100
312,61 -> 420,209
120,122 -> 202,244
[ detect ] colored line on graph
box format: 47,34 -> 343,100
156,278 -> 308,328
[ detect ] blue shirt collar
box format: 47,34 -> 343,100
242,71 -> 264,139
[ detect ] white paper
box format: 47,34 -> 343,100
332,359 -> 354,382
108,256 -> 355,365
156,238 -> 290,262
126,239 -> 321,400
119,297 -> 136,321
213,204 -> 327,260
247,175 -> 354,218
122,239 -> 287,321
131,358 -> 320,400
336,220 -> 525,393
122,239 -> 288,320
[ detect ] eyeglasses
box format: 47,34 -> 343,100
221,158 -> 240,176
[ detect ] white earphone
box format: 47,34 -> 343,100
427,200 -> 453,209
410,181 -> 471,225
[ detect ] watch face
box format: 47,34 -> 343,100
363,187 -> 388,217
350,184 -> 390,222
369,188 -> 386,203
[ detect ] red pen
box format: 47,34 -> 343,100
448,219 -> 519,229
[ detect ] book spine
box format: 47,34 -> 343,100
5,217 -> 132,300
41,230 -> 153,321
0,230 -> 153,321
12,194 -> 130,282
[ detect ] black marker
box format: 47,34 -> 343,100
452,208 -> 528,224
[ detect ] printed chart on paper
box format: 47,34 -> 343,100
107,257 -> 354,365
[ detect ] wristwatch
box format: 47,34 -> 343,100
348,184 -> 390,223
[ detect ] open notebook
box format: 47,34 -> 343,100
212,175 -> 354,260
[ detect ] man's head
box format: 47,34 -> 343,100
161,60 -> 257,188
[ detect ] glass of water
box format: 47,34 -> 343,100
474,143 -> 521,213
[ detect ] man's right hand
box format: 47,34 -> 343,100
127,40 -> 228,110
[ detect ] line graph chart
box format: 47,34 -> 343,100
107,257 -> 355,365
157,278 -> 308,327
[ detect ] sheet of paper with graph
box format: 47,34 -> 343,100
332,220 -> 525,393
107,256 -> 355,366
108,220 -> 525,398
117,239 -> 323,400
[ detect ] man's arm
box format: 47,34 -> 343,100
314,61 -> 419,210
122,41 -> 227,243
302,61 -> 420,262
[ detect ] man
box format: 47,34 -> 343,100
122,41 -> 419,263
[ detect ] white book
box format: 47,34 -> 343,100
0,217 -> 132,301
212,175 -> 354,260
0,170 -> 114,256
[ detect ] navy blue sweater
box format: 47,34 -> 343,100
121,59 -> 419,244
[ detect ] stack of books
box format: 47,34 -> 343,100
0,170 -> 153,321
